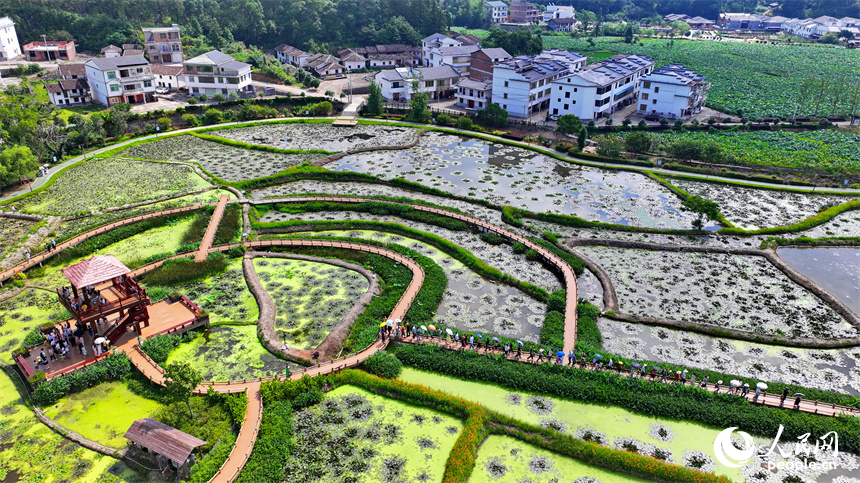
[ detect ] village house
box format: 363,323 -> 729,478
455,47 -> 511,110
485,1 -> 508,25
337,44 -> 419,70
535,49 -> 587,72
274,44 -> 311,67
507,0 -> 541,24
636,64 -> 710,118
151,64 -> 186,90
339,51 -> 367,71
183,50 -> 253,97
719,13 -> 769,30
143,25 -> 183,64
547,18 -> 577,33
46,79 -> 89,107
0,17 -> 20,61
549,54 -> 654,120
426,44 -> 480,74
684,16 -> 715,29
85,55 -> 155,106
58,63 -> 87,80
22,40 -> 76,61
124,418 -> 206,478
304,53 -> 345,78
101,45 -> 122,58
543,4 -> 576,22
421,33 -> 463,66
493,55 -> 569,118
375,65 -> 461,102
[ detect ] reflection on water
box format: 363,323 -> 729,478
778,247 -> 860,315
330,132 -> 716,230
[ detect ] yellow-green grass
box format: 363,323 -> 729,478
252,257 -> 369,349
142,258 -> 258,325
0,289 -> 65,363
164,325 -> 288,382
400,367 -> 760,482
0,372 -> 139,482
31,216 -> 197,290
43,381 -> 165,449
472,435 -> 651,483
306,385 -> 462,482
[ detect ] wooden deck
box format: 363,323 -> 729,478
196,195 -> 230,262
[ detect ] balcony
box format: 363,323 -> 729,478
119,74 -> 153,84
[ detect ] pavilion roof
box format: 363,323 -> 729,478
124,418 -> 206,465
61,255 -> 130,288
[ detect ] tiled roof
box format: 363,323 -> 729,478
437,45 -> 480,56
122,49 -> 144,56
86,55 -> 149,71
101,45 -> 122,52
124,418 -> 206,465
59,63 -> 86,77
151,64 -> 184,76
61,255 -> 129,288
421,65 -> 461,80
46,78 -> 89,94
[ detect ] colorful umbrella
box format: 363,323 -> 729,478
420,325 -> 427,331
379,323 -> 386,327
476,333 -> 484,339
593,354 -> 603,360
492,336 -> 500,342
556,351 -> 565,357
446,328 -> 453,336
515,340 -> 523,346
631,362 -> 641,369
757,382 -> 768,390
428,325 -> 436,332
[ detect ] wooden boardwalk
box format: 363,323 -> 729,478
196,195 -> 230,262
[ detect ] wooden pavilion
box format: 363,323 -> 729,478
57,255 -> 151,345
124,418 -> 206,473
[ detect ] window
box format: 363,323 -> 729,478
198,66 -> 213,73
558,86 -> 562,91
643,81 -> 651,89
574,88 -> 577,92
503,104 -> 507,109
564,92 -> 570,98
563,104 -> 568,110
553,108 -> 558,115
652,99 -> 657,104
107,71 -> 116,79
425,80 -> 434,88
642,93 -> 649,100
572,100 -> 576,104
144,81 -> 152,87
110,84 -> 119,92
654,86 -> 659,93
504,81 -> 508,87
640,104 -> 647,111
503,93 -> 508,99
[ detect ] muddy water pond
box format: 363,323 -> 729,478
328,132 -> 712,230
777,247 -> 860,315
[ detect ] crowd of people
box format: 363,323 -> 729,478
60,284 -> 108,313
383,323 -> 805,410
32,319 -> 113,372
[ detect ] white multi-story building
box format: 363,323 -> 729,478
0,17 -> 20,61
485,1 -> 508,24
636,64 -> 709,119
421,33 -> 463,66
143,25 -> 183,64
535,49 -> 586,72
274,44 -> 311,67
426,45 -> 480,74
492,56 -> 569,118
549,54 -> 654,120
183,50 -> 253,97
46,79 -> 89,107
456,77 -> 493,110
542,4 -> 575,22
85,55 -> 155,106
375,65 -> 461,102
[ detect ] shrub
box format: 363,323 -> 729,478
292,390 -> 324,410
198,94 -> 209,102
212,93 -> 226,102
187,97 -> 198,105
456,116 -> 473,130
140,332 -> 193,363
203,108 -> 223,125
362,351 -> 403,379
187,431 -> 236,483
32,353 -> 132,406
28,371 -> 46,385
547,290 -> 566,313
539,311 -> 564,348
524,249 -> 540,261
157,117 -> 172,132
143,255 -> 229,286
436,114 -> 453,125
234,401 -> 293,483
512,242 -> 527,254
479,232 -> 505,245
182,113 -> 199,126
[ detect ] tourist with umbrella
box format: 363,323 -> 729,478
446,328 -> 453,343
714,380 -> 723,393
630,361 -> 641,377
681,369 -> 688,385
568,349 -> 575,366
592,353 -> 602,369
754,382 -> 767,403
556,350 -> 564,364
793,393 -> 804,410
741,383 -> 749,397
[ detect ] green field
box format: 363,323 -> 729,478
541,37 -> 860,119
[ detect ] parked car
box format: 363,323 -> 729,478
155,87 -> 169,94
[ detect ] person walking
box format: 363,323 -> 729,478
527,346 -> 534,362
537,348 -> 545,363
568,350 -> 575,366
793,394 -> 803,410
700,375 -> 709,389
469,335 -> 475,350
781,387 -> 789,406
25,251 -> 30,262
714,380 -> 722,393
681,369 -> 688,385
51,239 -> 56,250
741,383 -> 749,397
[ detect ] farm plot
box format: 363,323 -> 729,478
14,157 -> 210,216
574,246 -> 857,339
328,132 -> 710,230
789,211 -> 860,239
672,178 -> 854,230
0,372 -> 140,482
542,36 -> 860,119
260,209 -> 562,291
123,135 -> 322,181
597,318 -> 860,395
283,385 -> 462,483
253,258 -> 370,350
143,258 -> 258,324
250,180 -> 513,226
206,123 -> 417,152
643,130 -> 860,171
286,230 -> 548,343
0,217 -> 35,261
472,435 -> 649,483
164,325 -> 292,381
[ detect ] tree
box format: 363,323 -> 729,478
555,114 -> 583,135
101,103 -> 131,139
203,108 -> 223,125
163,362 -> 203,418
577,127 -> 587,150
409,75 -> 430,123
157,117 -> 172,132
0,146 -> 39,186
483,28 -> 542,56
682,195 -> 720,230
476,103 -> 508,128
668,139 -> 702,160
596,137 -> 624,158
624,132 -> 652,153
365,80 -> 384,116
624,25 -> 634,43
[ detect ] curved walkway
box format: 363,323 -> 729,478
0,203 -> 210,284
250,195 -> 580,352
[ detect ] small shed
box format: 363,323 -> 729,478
124,418 -> 206,469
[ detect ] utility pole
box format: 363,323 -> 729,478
348,68 -> 352,104
41,35 -> 49,62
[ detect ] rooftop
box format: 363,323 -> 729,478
496,55 -> 569,81
124,418 -> 206,465
61,255 -> 130,289
101,45 -> 122,52
151,64 -> 184,76
457,77 -> 492,90
58,63 -> 87,77
437,45 -> 481,56
559,54 -> 654,86
184,50 -> 250,70
486,1 -> 507,7
85,55 -> 150,71
646,63 -> 706,85
46,78 -> 89,94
